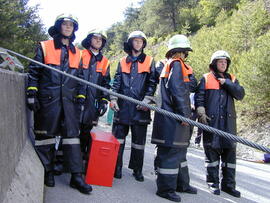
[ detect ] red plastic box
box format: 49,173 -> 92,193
85,129 -> 120,187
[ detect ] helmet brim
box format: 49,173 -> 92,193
165,47 -> 193,58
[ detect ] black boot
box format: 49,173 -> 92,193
54,161 -> 64,176
114,166 -> 122,179
70,173 -> 92,194
44,171 -> 55,187
156,191 -> 181,202
221,186 -> 241,198
208,186 -> 220,195
176,185 -> 197,194
133,169 -> 144,182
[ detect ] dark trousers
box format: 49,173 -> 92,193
204,147 -> 236,188
112,123 -> 147,171
155,146 -> 189,194
35,111 -> 83,173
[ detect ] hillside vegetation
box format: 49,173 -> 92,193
103,0 -> 270,148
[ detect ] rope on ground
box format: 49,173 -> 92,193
4,48 -> 270,154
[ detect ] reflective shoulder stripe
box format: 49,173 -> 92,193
180,161 -> 188,168
138,55 -> 153,73
131,143 -> 145,150
157,167 -> 179,175
35,138 -> 55,146
204,72 -> 220,90
62,138 -> 80,145
81,49 -> 91,69
96,56 -> 110,76
151,138 -> 165,144
120,56 -> 131,73
205,160 -> 219,167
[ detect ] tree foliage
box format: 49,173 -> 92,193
103,0 -> 270,118
0,0 -> 47,64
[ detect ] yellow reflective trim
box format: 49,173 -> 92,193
27,86 -> 38,91
101,98 -> 109,102
76,94 -> 86,99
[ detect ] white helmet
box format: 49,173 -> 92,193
128,31 -> 147,42
124,30 -> 147,54
210,50 -> 231,64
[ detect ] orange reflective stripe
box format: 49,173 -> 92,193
160,58 -> 190,82
120,56 -> 153,73
40,40 -> 80,68
81,49 -> 109,76
204,72 -> 220,89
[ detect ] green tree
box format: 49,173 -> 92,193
197,0 -> 240,26
0,0 -> 47,66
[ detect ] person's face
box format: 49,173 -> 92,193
90,35 -> 103,50
132,38 -> 144,51
61,20 -> 74,37
216,59 -> 227,73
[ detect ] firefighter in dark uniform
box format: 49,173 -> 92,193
78,30 -> 111,161
151,34 -> 195,202
154,50 -> 198,197
195,50 -> 245,197
26,13 -> 92,194
110,31 -> 157,182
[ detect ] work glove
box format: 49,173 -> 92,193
136,95 -> 156,111
98,99 -> 108,117
197,106 -> 210,125
110,96 -> 119,112
26,89 -> 40,112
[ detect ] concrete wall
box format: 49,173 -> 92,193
0,69 -> 44,203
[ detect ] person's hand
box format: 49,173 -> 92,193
27,89 -> 40,112
136,96 -> 155,111
218,78 -> 226,85
181,121 -> 189,126
98,99 -> 108,116
197,106 -> 211,125
110,99 -> 119,112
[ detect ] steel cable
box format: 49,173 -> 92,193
5,48 -> 270,153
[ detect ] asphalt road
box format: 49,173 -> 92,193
44,124 -> 270,203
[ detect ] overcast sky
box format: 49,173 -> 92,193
28,0 -> 141,43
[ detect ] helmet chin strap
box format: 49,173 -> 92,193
89,46 -> 100,55
132,47 -> 143,54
